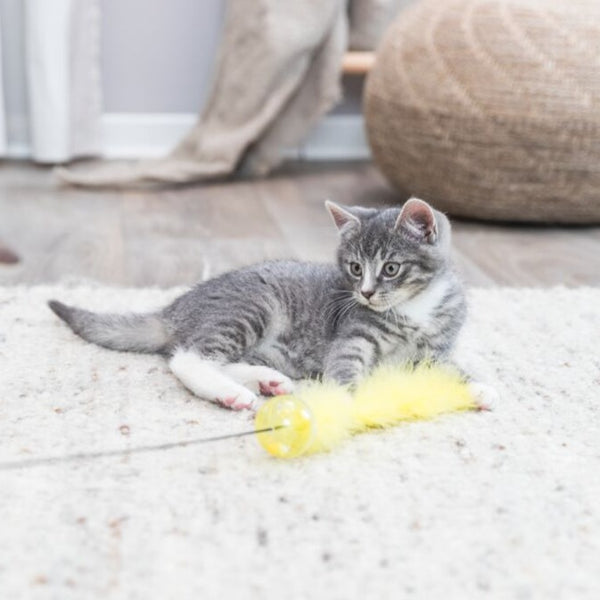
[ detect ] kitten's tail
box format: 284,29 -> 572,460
48,300 -> 170,354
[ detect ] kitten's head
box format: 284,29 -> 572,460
326,198 -> 452,312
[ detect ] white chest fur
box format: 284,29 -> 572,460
381,278 -> 450,365
395,277 -> 450,328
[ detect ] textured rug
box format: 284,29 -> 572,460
1,285 -> 599,600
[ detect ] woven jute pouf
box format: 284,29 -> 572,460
365,0 -> 600,223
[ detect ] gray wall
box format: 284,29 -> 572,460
101,0 -> 225,113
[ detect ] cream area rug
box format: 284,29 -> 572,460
1,285 -> 599,600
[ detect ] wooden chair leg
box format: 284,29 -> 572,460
342,51 -> 375,75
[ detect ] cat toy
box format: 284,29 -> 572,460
255,362 -> 478,458
0,363 -> 478,471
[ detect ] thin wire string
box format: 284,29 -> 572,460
0,426 -> 283,471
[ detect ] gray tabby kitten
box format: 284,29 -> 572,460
49,198 -> 466,411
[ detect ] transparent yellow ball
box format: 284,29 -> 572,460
255,396 -> 314,458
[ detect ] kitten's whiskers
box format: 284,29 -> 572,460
324,289 -> 356,327
383,296 -> 401,331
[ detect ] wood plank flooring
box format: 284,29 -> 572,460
1,161 -> 599,287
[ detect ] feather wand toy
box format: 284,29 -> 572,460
0,363 -> 478,470
255,362 -> 478,458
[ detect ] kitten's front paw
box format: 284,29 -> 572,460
216,389 -> 257,411
258,377 -> 295,397
222,364 -> 295,397
469,382 -> 499,411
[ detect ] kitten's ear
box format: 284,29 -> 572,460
325,200 -> 361,233
395,197 -> 438,244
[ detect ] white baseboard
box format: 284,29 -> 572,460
5,112 -> 371,161
101,112 -> 371,161
295,114 -> 371,161
101,113 -> 195,159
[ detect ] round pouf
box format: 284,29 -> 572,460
365,0 -> 600,223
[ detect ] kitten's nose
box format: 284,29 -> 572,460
361,289 -> 375,300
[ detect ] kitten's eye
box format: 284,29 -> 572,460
382,262 -> 401,278
349,262 -> 362,277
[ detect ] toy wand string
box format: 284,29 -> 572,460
0,426 -> 285,471
0,393 -> 316,470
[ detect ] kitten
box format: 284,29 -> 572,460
49,198 -> 467,411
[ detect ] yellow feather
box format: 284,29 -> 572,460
293,381 -> 354,454
352,362 -> 476,430
255,363 -> 477,458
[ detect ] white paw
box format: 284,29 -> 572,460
214,388 -> 257,411
258,376 -> 295,397
469,382 -> 499,411
225,364 -> 295,396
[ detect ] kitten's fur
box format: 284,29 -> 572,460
49,198 -> 467,410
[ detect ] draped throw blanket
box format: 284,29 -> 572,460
349,0 -> 413,50
58,0 -> 408,188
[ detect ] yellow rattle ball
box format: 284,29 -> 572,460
254,364 -> 479,459
254,396 -> 314,458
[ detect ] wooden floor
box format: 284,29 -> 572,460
1,161 -> 599,287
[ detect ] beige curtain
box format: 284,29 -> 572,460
57,0 -> 410,188
58,0 -> 348,187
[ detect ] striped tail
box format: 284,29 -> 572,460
48,300 -> 170,354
